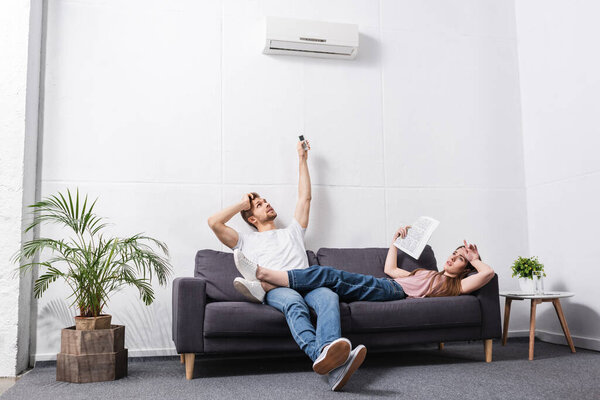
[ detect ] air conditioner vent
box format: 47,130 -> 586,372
268,40 -> 355,56
299,37 -> 326,43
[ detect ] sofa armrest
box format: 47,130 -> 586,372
172,277 -> 207,354
472,273 -> 502,339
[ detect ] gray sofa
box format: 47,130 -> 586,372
172,246 -> 501,379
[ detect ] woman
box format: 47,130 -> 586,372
233,226 -> 496,303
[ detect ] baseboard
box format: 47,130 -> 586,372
507,329 -> 600,352
127,347 -> 178,358
30,331 -> 600,364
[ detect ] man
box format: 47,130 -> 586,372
207,140 -> 366,391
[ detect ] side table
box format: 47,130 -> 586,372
499,291 -> 576,360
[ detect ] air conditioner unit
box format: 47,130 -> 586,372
263,17 -> 359,60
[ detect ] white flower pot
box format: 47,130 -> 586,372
518,277 -> 535,294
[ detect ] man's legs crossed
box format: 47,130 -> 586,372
266,286 -> 350,374
304,286 -> 367,391
303,287 -> 341,352
265,287 -> 324,361
255,277 -> 365,391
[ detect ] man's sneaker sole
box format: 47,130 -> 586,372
233,279 -> 263,303
313,338 -> 351,375
331,345 -> 367,392
233,249 -> 258,281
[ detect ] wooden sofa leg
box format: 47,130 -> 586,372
184,353 -> 195,380
438,342 -> 444,350
484,339 -> 492,362
180,354 -> 184,364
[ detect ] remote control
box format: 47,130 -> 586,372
299,135 -> 308,151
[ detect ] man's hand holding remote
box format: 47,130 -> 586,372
298,136 -> 310,161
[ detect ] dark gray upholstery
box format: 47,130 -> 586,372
346,327 -> 483,350
195,250 -> 246,302
203,336 -> 300,354
172,246 -> 501,359
316,246 -> 438,277
348,296 -> 481,333
204,301 -> 352,337
472,274 -> 502,338
195,249 -> 318,302
306,250 -> 318,267
172,277 -> 206,354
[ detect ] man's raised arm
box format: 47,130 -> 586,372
294,140 -> 312,228
207,194 -> 252,249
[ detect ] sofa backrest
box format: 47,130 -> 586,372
316,246 -> 438,278
194,247 -> 436,301
195,249 -> 318,302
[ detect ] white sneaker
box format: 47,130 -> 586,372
328,345 -> 367,391
233,249 -> 259,281
312,338 -> 352,375
233,277 -> 265,303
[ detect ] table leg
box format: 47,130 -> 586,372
529,299 -> 540,360
552,299 -> 576,353
502,298 -> 512,346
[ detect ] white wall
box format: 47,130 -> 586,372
516,0 -> 600,350
0,0 -> 42,376
33,0 -> 527,360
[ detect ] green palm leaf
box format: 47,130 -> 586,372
14,188 -> 173,317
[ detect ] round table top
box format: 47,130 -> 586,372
499,291 -> 574,299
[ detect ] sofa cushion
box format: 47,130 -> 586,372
307,250 -> 318,266
348,295 -> 481,333
204,301 -> 351,337
316,246 -> 437,278
195,249 -> 318,302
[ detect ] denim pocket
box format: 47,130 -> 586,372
388,279 -> 406,299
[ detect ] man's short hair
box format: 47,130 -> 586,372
240,192 -> 260,230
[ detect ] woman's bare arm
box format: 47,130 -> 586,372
459,242 -> 495,294
384,226 -> 412,278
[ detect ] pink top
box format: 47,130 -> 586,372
394,269 -> 447,298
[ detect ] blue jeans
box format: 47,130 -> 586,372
266,286 -> 341,362
288,266 -> 406,302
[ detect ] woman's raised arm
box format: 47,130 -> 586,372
459,242 -> 494,294
384,227 -> 411,278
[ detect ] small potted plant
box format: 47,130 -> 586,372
13,188 -> 173,330
511,256 -> 545,293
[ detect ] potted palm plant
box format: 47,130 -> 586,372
13,188 -> 172,330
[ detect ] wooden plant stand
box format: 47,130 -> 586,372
56,325 -> 128,383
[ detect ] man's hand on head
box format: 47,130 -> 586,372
241,193 -> 254,211
297,140 -> 310,161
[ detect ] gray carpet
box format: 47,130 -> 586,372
3,338 -> 599,400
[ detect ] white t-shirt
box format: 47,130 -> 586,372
233,218 -> 309,271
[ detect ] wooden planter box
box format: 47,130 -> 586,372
56,325 -> 128,383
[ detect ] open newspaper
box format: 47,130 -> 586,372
393,216 -> 440,259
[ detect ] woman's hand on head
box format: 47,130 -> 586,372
462,240 -> 480,262
393,226 -> 411,242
